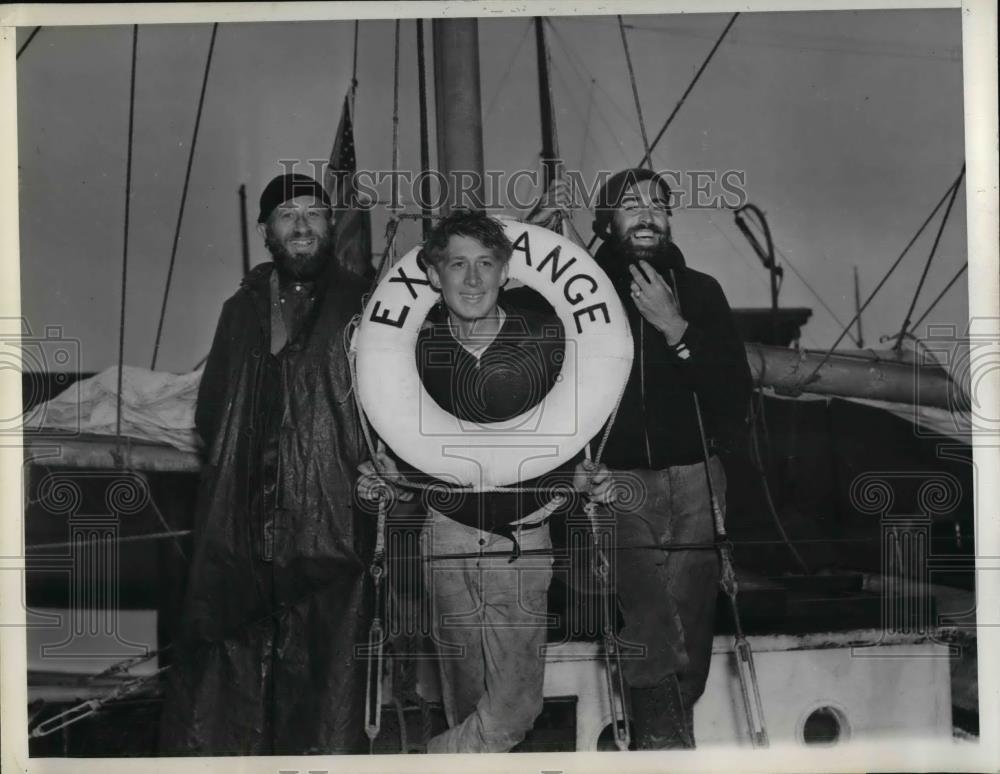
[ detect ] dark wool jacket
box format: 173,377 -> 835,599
159,260 -> 372,756
594,240 -> 753,469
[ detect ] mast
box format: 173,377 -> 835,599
534,17 -> 560,191
432,19 -> 485,213
238,184 -> 250,277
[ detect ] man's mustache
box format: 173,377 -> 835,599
626,223 -> 667,237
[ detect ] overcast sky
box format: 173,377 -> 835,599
14,8 -> 967,373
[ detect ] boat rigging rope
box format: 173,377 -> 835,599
17,26 -> 42,60
151,23 -> 219,370
577,77 -> 596,175
797,164 -> 966,390
617,15 -> 652,170
891,164 -> 966,350
114,25 -> 139,465
485,19 -> 533,119
544,39 -> 636,172
670,267 -> 769,747
733,204 -> 782,294
634,12 -> 740,170
360,23 -> 403,750
775,242 -> 858,345
584,12 -> 740,249
910,262 -> 968,334
352,20 -> 360,89
748,391 -> 810,574
25,528 -> 192,553
390,20 -> 401,218
416,20 -> 433,240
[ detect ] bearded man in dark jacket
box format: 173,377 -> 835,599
534,168 -> 752,749
158,173 -> 371,755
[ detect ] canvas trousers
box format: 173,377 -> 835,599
613,456 -> 726,713
421,510 -> 553,754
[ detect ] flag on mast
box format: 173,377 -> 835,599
325,86 -> 373,279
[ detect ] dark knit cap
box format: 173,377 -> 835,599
257,173 -> 332,224
592,168 -> 672,239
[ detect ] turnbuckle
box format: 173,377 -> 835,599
30,700 -> 101,738
719,541 -> 768,747
363,614 -> 386,746
585,500 -> 631,751
29,666 -> 169,739
733,633 -> 769,748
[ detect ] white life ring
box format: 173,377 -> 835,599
354,220 -> 633,489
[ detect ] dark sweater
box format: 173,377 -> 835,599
410,302 -> 575,535
595,241 -> 753,469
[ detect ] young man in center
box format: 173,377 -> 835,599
361,209 -> 608,753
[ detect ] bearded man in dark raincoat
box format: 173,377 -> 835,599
159,173 -> 372,755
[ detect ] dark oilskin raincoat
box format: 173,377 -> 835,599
158,260 -> 373,755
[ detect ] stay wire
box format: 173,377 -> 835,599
484,19 -> 533,119
798,166 -> 966,387
734,209 -> 857,345
617,15 -> 652,169
577,77 -> 596,177
546,20 -> 650,165
17,26 -> 42,60
892,164 -> 965,350
150,23 -> 219,370
635,12 -> 739,169
416,20 -> 432,239
115,25 -> 139,458
390,20 -> 401,215
910,262 -> 968,334
776,243 -> 856,344
352,20 -> 360,88
582,13 -> 740,250
546,57 -> 617,172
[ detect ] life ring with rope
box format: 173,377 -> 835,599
353,219 -> 633,490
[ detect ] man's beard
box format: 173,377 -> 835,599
602,223 -> 679,287
264,227 -> 337,281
